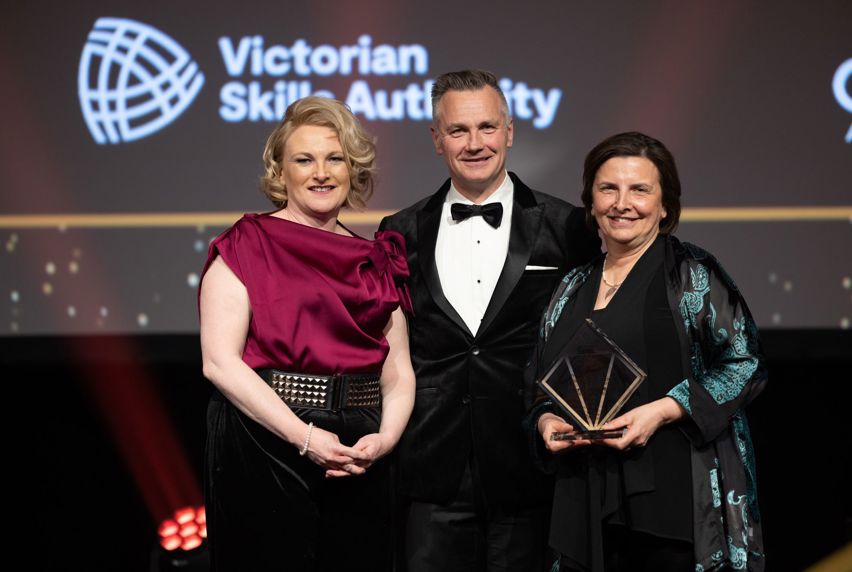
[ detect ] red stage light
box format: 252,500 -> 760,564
174,506 -> 195,524
181,535 -> 203,551
158,519 -> 179,537
158,505 -> 207,552
160,535 -> 182,551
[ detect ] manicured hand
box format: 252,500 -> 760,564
538,413 -> 591,452
599,397 -> 684,450
324,432 -> 392,478
304,426 -> 368,476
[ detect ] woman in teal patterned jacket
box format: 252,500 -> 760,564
527,132 -> 766,571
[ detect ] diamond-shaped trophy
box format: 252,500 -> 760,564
537,318 -> 646,440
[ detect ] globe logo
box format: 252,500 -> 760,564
78,17 -> 205,144
833,58 -> 852,143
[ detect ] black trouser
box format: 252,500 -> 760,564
404,458 -> 550,572
205,391 -> 392,571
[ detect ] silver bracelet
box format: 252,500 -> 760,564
299,422 -> 314,456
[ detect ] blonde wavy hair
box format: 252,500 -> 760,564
260,96 -> 376,209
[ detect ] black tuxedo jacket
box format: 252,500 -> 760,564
380,172 -> 600,511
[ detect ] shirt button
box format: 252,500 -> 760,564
462,395 -> 471,405
470,346 -> 480,356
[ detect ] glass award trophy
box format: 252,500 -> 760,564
537,318 -> 646,440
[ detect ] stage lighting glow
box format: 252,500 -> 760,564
160,536 -> 182,551
181,535 -> 203,551
158,519 -> 179,537
158,506 -> 207,552
175,507 -> 196,524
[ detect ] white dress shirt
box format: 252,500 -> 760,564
435,172 -> 514,336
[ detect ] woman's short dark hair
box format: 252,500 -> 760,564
581,131 -> 681,234
260,96 -> 376,209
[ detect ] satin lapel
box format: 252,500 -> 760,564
417,185 -> 473,337
477,187 -> 542,338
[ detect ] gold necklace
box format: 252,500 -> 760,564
602,255 -> 622,299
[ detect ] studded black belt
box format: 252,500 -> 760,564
256,369 -> 382,410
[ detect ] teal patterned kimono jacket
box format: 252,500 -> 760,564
531,235 -> 766,571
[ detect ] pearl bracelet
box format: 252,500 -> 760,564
299,422 -> 314,456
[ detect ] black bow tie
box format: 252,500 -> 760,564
450,202 -> 504,228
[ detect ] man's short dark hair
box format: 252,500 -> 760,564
431,69 -> 510,126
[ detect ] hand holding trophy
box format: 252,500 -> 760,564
537,319 -> 646,441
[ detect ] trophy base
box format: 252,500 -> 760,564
550,428 -> 625,441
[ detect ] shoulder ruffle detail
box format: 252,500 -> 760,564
371,230 -> 414,316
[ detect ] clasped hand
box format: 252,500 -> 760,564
304,427 -> 391,479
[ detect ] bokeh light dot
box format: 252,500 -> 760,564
161,536 -> 181,551
45,262 -> 56,275
158,519 -> 179,538
67,306 -> 77,318
187,273 -> 199,288
42,282 -> 53,295
841,318 -> 850,330
137,313 -> 149,327
767,272 -> 777,284
100,306 -> 109,317
193,239 -> 205,252
782,281 -> 793,292
72,248 -> 82,259
10,290 -> 19,303
175,507 -> 196,524
771,313 -> 782,324
10,322 -> 19,333
69,260 -> 80,274
842,277 -> 851,290
181,535 -> 203,551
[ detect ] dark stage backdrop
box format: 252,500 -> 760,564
1,0 -> 850,334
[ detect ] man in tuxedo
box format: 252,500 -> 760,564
380,69 -> 599,571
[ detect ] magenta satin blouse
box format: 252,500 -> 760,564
201,213 -> 411,374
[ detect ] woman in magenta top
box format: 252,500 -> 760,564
199,96 -> 415,571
